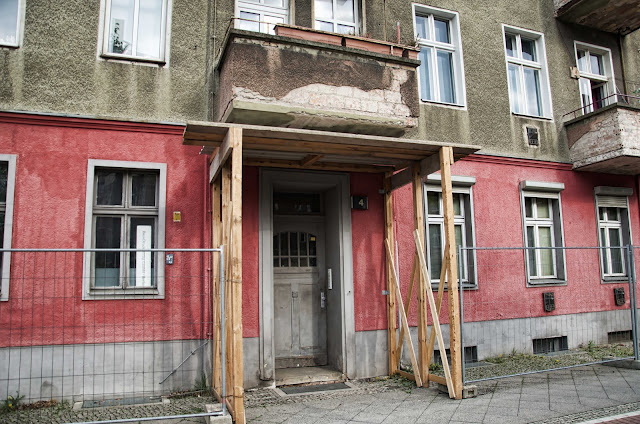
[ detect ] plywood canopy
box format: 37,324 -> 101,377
184,121 -> 479,175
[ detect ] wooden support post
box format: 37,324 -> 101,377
384,173 -> 398,376
212,175 -> 222,397
440,146 -> 462,400
414,230 -> 454,398
395,257 -> 416,356
412,165 -> 429,384
385,240 -> 422,387
221,164 -> 232,412
425,251 -> 448,373
229,127 -> 245,423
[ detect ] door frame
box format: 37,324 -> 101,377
259,169 -> 355,381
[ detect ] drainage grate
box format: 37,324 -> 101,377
279,382 -> 350,395
82,396 -> 163,409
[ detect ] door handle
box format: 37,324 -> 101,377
320,291 -> 326,309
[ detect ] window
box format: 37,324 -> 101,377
595,187 -> 632,281
520,181 -> 565,284
575,42 -> 615,114
0,0 -> 23,47
273,232 -> 318,267
83,160 -> 166,299
0,155 -> 16,302
314,0 -> 358,35
100,0 -> 170,63
503,25 -> 552,118
424,175 -> 476,288
235,0 -> 288,34
414,5 -> 465,107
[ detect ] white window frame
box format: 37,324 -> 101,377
594,187 -> 632,282
0,155 -> 17,302
0,0 -> 24,48
574,41 -> 616,114
97,0 -> 172,64
502,24 -> 553,119
413,4 -> 466,108
520,181 -> 566,285
313,0 -> 359,35
424,174 -> 476,289
82,159 -> 166,300
235,0 -> 289,34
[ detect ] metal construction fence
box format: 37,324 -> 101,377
459,245 -> 639,385
0,248 -> 226,424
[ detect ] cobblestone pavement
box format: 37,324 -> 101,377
0,364 -> 638,423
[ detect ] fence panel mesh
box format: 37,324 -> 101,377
459,246 -> 636,384
0,249 -> 223,424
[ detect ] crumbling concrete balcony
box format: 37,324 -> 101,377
565,95 -> 640,174
214,26 -> 420,137
554,0 -> 640,35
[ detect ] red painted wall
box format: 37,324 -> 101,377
393,157 -> 639,327
242,167 -> 260,338
0,114 -> 208,347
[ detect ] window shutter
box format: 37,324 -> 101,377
597,195 -> 628,208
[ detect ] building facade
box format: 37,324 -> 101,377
1,0 -> 640,406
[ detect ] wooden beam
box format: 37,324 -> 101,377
414,229 -> 455,398
384,173 -> 397,376
425,251 -> 448,375
413,165 -> 429,385
221,164 -> 232,415
212,175 -> 222,397
243,158 -> 393,174
429,374 -> 447,386
385,239 -> 423,387
440,146 -> 462,400
395,369 -> 416,381
209,128 -> 237,183
395,256 -> 416,356
390,153 -> 441,191
243,136 -> 428,160
230,127 -> 245,423
300,154 -> 323,167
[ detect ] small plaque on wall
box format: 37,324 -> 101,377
351,196 -> 368,210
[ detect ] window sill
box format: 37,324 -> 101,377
0,43 -> 19,49
526,279 -> 567,287
100,53 -> 166,66
511,112 -> 553,122
420,100 -> 467,110
430,283 -> 477,290
601,276 -> 629,284
84,287 -> 164,300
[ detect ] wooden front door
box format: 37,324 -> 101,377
273,219 -> 327,369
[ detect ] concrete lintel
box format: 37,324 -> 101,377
520,180 -> 565,192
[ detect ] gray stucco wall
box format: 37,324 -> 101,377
0,0 -> 210,122
363,0 -> 634,162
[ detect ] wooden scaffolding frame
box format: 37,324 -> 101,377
184,121 -> 478,422
384,147 -> 464,399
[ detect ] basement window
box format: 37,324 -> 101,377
532,336 -> 567,354
607,330 -> 632,343
434,346 -> 478,365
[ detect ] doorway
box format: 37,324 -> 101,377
259,170 -> 355,384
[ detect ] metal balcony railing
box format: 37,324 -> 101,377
563,93 -> 640,121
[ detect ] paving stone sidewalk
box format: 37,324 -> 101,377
245,364 -> 640,423
0,364 -> 637,423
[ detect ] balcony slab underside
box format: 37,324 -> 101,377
555,0 -> 640,35
566,104 -> 640,174
214,30 -> 421,137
